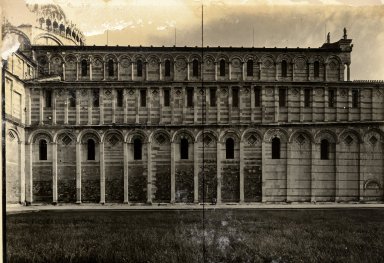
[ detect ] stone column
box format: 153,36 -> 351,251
310,142 -> 317,202
135,89 -> 139,124
100,141 -> 105,204
187,62 -> 190,81
117,61 -> 121,81
242,62 -> 245,81
275,62 -> 278,81
194,141 -> 199,203
39,89 -> 44,125
300,87 -> 304,122
348,88 -> 352,121
159,62 -> 162,81
145,62 -> 148,80
171,142 -> 176,203
216,86 -> 220,123
239,141 -> 245,203
123,142 -> 129,203
48,61 -> 51,75
147,142 -> 152,204
229,62 -> 232,80
76,61 -> 79,81
76,89 -> 80,125
89,60 -> 93,81
112,89 -> 116,123
17,141 -> 25,204
88,89 -> 92,125
214,62 -> 218,81
131,62 -> 134,81
123,89 -> 128,123
76,142 -> 82,204
228,87 -> 232,123
147,87 -> 151,124
27,89 -> 32,126
193,87 -> 198,124
64,91 -> 69,124
307,62 -> 311,81
52,142 -> 58,204
52,90 -> 57,125
171,87 -> 174,124
26,142 -> 33,203
103,61 -> 106,80
99,88 -> 104,125
251,86 -> 255,122
274,86 -> 279,122
258,62 -> 262,80
291,62 -> 295,81
62,63 -> 66,81
216,141 -> 222,204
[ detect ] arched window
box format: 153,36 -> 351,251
247,59 -> 253,76
272,137 -> 280,159
137,60 -> 143,77
226,138 -> 235,159
219,59 -> 226,76
81,59 -> 87,76
180,138 -> 189,160
165,60 -> 171,77
87,139 -> 95,161
39,139 -> 47,160
192,59 -> 199,77
314,61 -> 320,78
281,60 -> 287,77
320,139 -> 329,160
108,59 -> 114,76
134,138 -> 142,160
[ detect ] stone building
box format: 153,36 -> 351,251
4,5 -> 384,206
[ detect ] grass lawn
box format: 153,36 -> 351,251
6,208 -> 384,263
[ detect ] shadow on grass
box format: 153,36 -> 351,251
6,209 -> 384,263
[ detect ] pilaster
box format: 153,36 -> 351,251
76,142 -> 82,204
100,141 -> 105,204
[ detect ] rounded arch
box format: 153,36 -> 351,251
125,130 -> 148,143
33,33 -> 65,46
146,54 -> 160,64
243,54 -> 259,63
276,54 -> 292,63
188,53 -> 202,63
241,128 -> 263,142
3,28 -> 31,48
288,129 -> 314,143
160,54 -> 174,63
229,54 -> 244,63
77,129 -> 101,143
101,129 -> 124,143
325,55 -> 342,65
174,55 -> 188,62
314,129 -> 338,144
195,130 -> 218,143
104,53 -> 118,62
338,128 -> 362,144
260,54 -> 276,64
7,128 -> 21,143
203,54 -> 215,63
293,55 -> 309,64
50,54 -> 64,63
219,129 -> 241,143
263,128 -> 288,143
28,130 -> 53,144
216,54 -> 229,63
309,55 -> 325,64
171,129 -> 195,143
148,129 -> 171,144
364,179 -> 382,190
65,54 -> 77,63
131,54 -> 147,63
53,129 -> 76,143
117,54 -> 132,63
363,128 -> 384,143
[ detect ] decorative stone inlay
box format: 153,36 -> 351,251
174,88 -> 182,97
152,89 -> 158,97
292,88 -> 299,96
38,57 -> 47,65
232,59 -> 241,68
315,88 -> 323,96
8,131 -> 15,141
296,134 -> 306,145
199,89 -> 205,95
205,58 -> 213,66
220,87 -> 228,96
247,135 -> 258,145
104,89 -> 112,97
150,58 -> 158,66
81,89 -> 88,97
329,61 -> 338,70
53,57 -> 61,64
203,135 -> 213,146
93,59 -> 102,67
266,87 -> 273,96
128,89 -> 135,96
121,58 -> 130,67
369,135 -> 378,146
108,135 -> 119,146
340,89 -> 347,97
61,135 -> 72,145
375,89 -> 383,97
263,60 -> 273,68
243,87 -> 250,94
344,135 -> 354,145
156,134 -> 166,145
175,59 -> 187,71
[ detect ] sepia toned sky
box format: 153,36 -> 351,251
1,0 -> 384,80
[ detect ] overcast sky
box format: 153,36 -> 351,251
1,0 -> 384,80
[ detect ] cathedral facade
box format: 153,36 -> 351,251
4,5 -> 384,205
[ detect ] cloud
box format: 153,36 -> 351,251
1,34 -> 21,60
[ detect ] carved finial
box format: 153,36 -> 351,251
343,27 -> 347,39
327,32 -> 330,43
